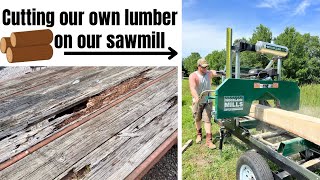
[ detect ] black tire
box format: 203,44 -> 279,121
236,151 -> 274,180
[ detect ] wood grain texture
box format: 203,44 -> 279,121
0,67 -> 68,85
249,104 -> 320,145
0,67 -> 97,99
0,67 -> 174,163
0,67 -> 148,139
0,67 -> 177,180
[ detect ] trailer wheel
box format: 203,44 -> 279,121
236,151 -> 273,180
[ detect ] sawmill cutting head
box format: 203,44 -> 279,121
255,41 -> 289,57
211,28 -> 299,119
235,41 -> 289,57
213,79 -> 300,119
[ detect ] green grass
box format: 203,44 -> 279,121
298,84 -> 320,117
182,79 -> 320,179
182,79 -> 247,180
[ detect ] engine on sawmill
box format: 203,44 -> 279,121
248,68 -> 278,80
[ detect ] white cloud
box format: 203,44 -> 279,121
256,0 -> 290,9
293,0 -> 311,15
182,20 -> 251,57
257,0 -> 320,16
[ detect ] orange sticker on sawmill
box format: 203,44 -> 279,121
254,83 -> 260,88
273,83 -> 279,88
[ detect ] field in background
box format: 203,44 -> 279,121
182,79 -> 320,179
299,84 -> 320,117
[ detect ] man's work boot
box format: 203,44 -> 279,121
206,133 -> 216,149
196,128 -> 202,144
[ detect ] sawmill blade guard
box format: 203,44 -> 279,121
211,78 -> 300,119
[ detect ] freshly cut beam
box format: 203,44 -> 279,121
249,104 -> 320,145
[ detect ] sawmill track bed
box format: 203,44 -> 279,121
0,67 -> 177,180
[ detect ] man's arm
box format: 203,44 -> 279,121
189,73 -> 199,103
210,70 -> 219,78
210,70 -> 225,78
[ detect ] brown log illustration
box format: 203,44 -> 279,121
6,45 -> 53,63
0,37 -> 12,53
10,29 -> 53,47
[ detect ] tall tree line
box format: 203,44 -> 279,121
182,24 -> 320,84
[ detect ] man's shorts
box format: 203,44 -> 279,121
192,102 -> 213,123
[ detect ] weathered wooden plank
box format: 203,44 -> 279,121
88,105 -> 177,180
0,114 -> 73,163
249,104 -> 320,145
0,67 -> 174,163
0,67 -> 149,139
0,66 -> 130,104
144,66 -> 177,80
55,95 -> 177,180
0,67 -> 66,86
0,68 -> 177,180
0,67 -> 99,100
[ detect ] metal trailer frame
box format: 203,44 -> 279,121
219,117 -> 320,180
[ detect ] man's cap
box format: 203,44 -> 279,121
197,58 -> 209,67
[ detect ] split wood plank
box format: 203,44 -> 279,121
0,67 -> 174,163
0,69 -> 177,180
249,104 -> 320,145
0,114 -> 74,163
0,67 -> 148,139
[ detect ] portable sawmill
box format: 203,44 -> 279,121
200,28 -> 320,180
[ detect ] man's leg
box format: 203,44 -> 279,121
195,121 -> 202,130
192,102 -> 203,143
203,103 -> 216,149
204,122 -> 211,134
195,121 -> 202,143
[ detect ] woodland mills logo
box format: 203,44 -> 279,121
266,44 -> 287,52
224,96 -> 244,111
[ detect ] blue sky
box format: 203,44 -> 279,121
183,0 -> 320,57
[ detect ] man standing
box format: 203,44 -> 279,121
189,58 -> 221,149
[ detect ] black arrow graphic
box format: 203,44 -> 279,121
64,47 -> 178,60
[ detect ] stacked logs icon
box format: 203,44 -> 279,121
0,29 -> 53,63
